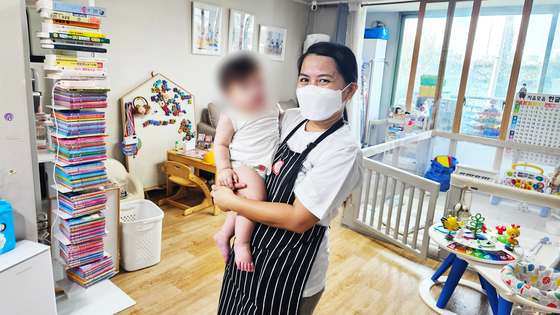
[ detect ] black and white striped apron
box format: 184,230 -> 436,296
217,118 -> 345,315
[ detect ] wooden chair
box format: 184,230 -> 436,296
159,161 -> 213,216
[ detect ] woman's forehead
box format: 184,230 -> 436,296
300,55 -> 338,77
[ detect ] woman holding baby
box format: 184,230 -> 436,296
211,42 -> 364,315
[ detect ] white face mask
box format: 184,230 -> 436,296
296,84 -> 350,121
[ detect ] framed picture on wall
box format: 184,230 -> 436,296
258,25 -> 287,61
228,9 -> 255,53
192,1 -> 223,56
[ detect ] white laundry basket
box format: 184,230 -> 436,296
119,200 -> 164,271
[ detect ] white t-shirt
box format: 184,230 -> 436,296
228,106 -> 279,174
280,109 -> 364,297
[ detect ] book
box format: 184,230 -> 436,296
50,19 -> 100,29
57,80 -> 97,88
45,60 -> 104,69
179,149 -> 209,160
37,32 -> 110,44
41,39 -> 103,47
40,12 -> 101,24
46,68 -> 107,79
41,44 -> 107,53
42,23 -> 103,35
36,1 -> 107,17
46,54 -> 107,63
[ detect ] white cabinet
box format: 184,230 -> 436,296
0,240 -> 57,314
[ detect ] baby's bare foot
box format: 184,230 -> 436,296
214,231 -> 231,263
234,242 -> 254,272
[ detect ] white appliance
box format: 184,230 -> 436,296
303,34 -> 331,53
362,38 -> 387,145
0,240 -> 57,314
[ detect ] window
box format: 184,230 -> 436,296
391,0 -> 560,139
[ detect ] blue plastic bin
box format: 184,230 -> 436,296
0,200 -> 16,255
364,28 -> 389,40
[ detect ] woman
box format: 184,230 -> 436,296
211,42 -> 364,315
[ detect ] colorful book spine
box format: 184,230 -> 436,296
53,61 -> 103,68
42,23 -> 103,35
41,44 -> 107,53
44,33 -> 110,44
52,19 -> 100,29
37,1 -> 108,17
43,12 -> 99,24
46,54 -> 107,63
41,39 -> 103,47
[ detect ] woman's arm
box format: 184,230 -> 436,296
211,185 -> 319,234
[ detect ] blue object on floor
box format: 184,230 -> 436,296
479,274 -> 499,314
498,296 -> 513,315
541,206 -> 549,217
432,253 -> 456,281
490,196 -> 501,205
436,256 -> 469,309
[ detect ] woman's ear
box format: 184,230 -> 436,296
343,82 -> 359,102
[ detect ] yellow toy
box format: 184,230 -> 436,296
441,215 -> 460,240
504,224 -> 520,251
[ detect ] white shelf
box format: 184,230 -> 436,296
56,278 -> 86,299
53,230 -> 109,246
52,208 -> 108,221
37,149 -> 55,163
51,183 -> 73,193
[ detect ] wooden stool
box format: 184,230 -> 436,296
159,161 -> 214,216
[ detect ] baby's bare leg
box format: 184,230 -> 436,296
214,211 -> 237,263
233,166 -> 266,272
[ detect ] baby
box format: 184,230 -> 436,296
213,53 -> 279,272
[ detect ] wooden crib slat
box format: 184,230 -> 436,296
361,169 -> 372,223
376,175 -> 389,231
402,187 -> 415,245
393,182 -> 406,239
385,179 -> 397,235
411,190 -> 425,250
369,173 -> 380,227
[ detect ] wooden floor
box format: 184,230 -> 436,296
112,188 -> 492,315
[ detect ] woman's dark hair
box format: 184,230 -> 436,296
219,54 -> 259,91
297,42 -> 358,121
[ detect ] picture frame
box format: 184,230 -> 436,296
258,25 -> 287,61
192,1 -> 223,56
228,9 -> 255,53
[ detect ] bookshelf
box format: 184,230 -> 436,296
35,2 -> 133,312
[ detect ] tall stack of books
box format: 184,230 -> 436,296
36,1 -> 114,289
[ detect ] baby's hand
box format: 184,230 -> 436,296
218,168 -> 238,190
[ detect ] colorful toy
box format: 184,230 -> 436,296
504,224 -> 520,251
468,213 -> 485,239
495,225 -> 507,235
516,201 -> 529,212
502,164 -> 548,193
441,215 -> 460,240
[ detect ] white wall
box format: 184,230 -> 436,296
88,0 -> 310,162
309,7 -> 338,38
0,0 -> 41,241
365,12 -> 400,119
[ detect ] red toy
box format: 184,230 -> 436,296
496,225 -> 507,235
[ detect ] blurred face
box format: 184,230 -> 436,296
223,71 -> 268,113
297,54 -> 353,103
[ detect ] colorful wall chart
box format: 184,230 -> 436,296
507,93 -> 560,166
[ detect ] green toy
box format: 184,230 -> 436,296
468,213 -> 485,239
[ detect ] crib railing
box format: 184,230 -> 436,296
342,156 -> 441,260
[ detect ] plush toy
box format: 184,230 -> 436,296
132,97 -> 151,115
549,170 -> 560,196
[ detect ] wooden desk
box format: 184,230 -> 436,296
166,150 -> 219,216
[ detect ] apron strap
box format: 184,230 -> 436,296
301,118 -> 345,156
284,118 -> 346,191
282,119 -> 308,143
